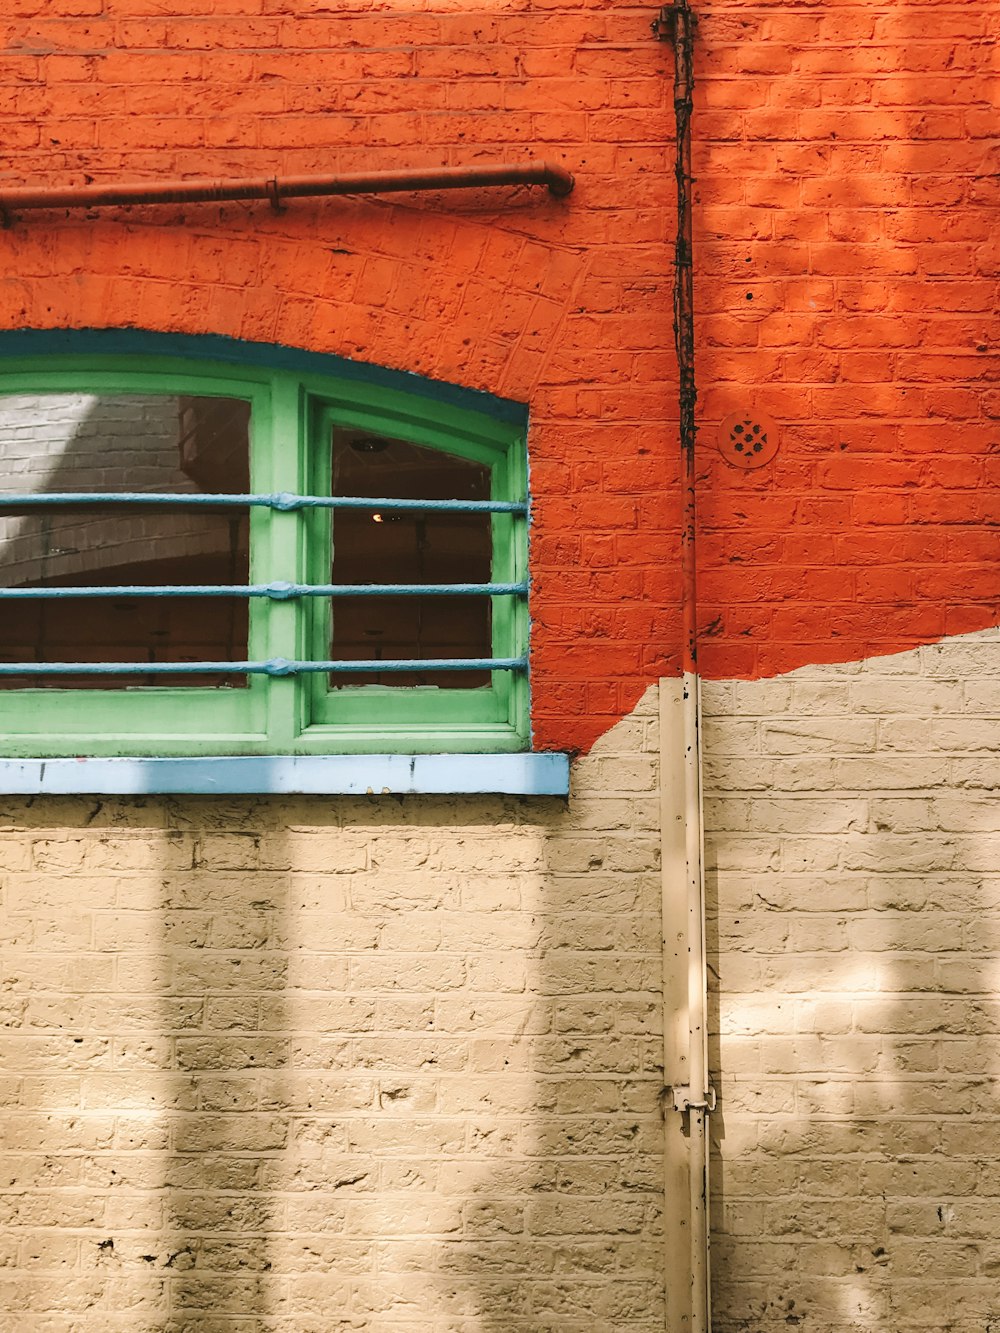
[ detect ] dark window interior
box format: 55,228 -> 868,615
329,430 -> 493,688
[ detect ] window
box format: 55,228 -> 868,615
0,352 -> 530,762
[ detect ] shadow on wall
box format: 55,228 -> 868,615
0,801 -> 291,1326
158,808 -> 290,1325
703,629 -> 1000,1333
0,381 -> 671,1326
699,0 -> 1000,1324
441,690 -> 666,1332
0,690 -> 669,1330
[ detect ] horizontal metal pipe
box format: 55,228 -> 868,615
0,656 -> 527,676
0,492 -> 528,514
0,161 -> 574,216
0,581 -> 529,600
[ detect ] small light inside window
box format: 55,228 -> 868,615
372,513 -> 383,523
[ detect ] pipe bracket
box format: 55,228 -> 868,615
652,4 -> 699,40
670,1085 -> 717,1114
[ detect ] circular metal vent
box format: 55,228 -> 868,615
718,411 -> 779,470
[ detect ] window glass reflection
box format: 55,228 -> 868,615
0,394 -> 250,687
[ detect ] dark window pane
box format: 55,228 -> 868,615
0,393 -> 251,688
329,431 -> 492,688
0,593 -> 249,689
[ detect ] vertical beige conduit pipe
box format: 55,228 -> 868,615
656,1 -> 713,1330
660,675 -> 712,1333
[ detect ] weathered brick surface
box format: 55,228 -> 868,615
1,1 -> 996,744
704,628 -> 1000,1333
695,0 -> 999,683
0,0 -> 997,1327
0,697 -> 665,1330
0,0 -> 683,753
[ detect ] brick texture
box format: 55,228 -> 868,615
0,1 -> 996,745
695,0 -> 999,683
0,0 -> 683,754
0,0 -> 998,1328
0,698 -> 665,1330
704,628 -> 1000,1333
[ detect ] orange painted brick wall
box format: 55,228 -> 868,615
695,0 -> 999,682
0,0 -> 996,752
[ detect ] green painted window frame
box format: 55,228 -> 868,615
0,353 -> 530,757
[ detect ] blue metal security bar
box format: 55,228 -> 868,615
0,492 -> 527,514
0,582 -> 528,600
0,658 -> 528,677
0,492 -> 528,678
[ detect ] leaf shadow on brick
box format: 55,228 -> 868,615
704,631 -> 1000,1333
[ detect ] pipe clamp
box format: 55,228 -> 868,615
670,1085 -> 717,1114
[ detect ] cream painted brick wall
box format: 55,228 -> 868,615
8,628 -> 995,1332
704,627 -> 1000,1333
0,696 -> 664,1331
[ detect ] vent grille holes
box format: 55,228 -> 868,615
718,411 -> 779,470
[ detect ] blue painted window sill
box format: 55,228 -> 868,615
0,754 -> 570,796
